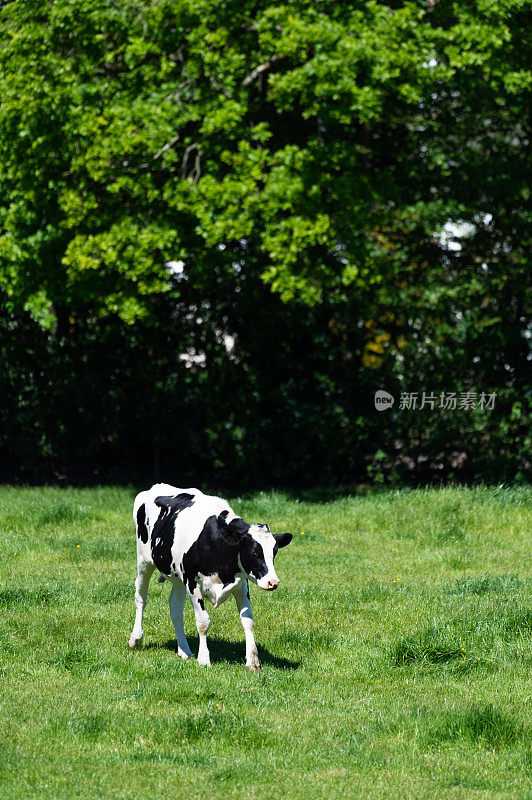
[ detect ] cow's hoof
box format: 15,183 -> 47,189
197,658 -> 211,667
247,648 -> 261,671
177,650 -> 193,660
128,637 -> 143,650
246,654 -> 261,671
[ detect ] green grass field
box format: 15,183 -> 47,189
0,485 -> 530,799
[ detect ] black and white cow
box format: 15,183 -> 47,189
129,484 -> 292,670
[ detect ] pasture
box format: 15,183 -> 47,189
0,485 -> 530,799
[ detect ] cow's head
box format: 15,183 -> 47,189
221,517 -> 292,590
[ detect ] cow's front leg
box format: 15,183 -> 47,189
129,560 -> 155,649
169,581 -> 193,660
233,580 -> 260,671
189,588 -> 211,666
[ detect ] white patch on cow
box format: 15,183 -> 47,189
197,573 -> 239,609
248,524 -> 279,589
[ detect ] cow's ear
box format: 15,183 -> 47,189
274,532 -> 293,548
219,515 -> 249,546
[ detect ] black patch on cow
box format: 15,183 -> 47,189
154,493 -> 195,516
181,514 -> 245,595
198,597 -> 205,610
150,493 -> 195,575
239,534 -> 269,581
222,515 -> 250,546
136,504 -> 148,543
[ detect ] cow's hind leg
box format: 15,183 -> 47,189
128,561 -> 155,649
233,580 -> 260,671
169,581 -> 193,660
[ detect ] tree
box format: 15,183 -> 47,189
0,0 -> 529,484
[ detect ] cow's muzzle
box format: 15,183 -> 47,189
266,579 -> 279,590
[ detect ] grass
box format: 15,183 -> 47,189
0,484 -> 530,799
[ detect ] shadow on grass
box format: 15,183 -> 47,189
0,585 -> 64,607
442,574 -> 524,596
424,704 -> 522,748
145,636 -> 301,670
229,484 -> 386,506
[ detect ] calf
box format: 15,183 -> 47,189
128,484 -> 292,670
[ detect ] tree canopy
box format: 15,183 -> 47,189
0,0 -> 530,485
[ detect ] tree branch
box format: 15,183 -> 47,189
241,55 -> 286,87
182,143 -> 201,183
153,134 -> 180,160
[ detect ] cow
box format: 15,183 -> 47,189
128,484 -> 292,670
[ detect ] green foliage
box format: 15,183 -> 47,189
1,0 -> 530,309
0,0 -> 530,484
